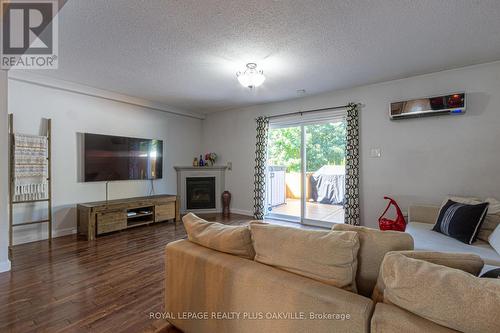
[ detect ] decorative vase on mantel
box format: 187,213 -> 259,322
205,152 -> 217,167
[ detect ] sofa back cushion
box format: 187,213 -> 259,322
408,205 -> 440,224
182,213 -> 255,259
332,224 -> 414,297
440,195 -> 482,207
478,197 -> 500,242
250,224 -> 359,291
372,251 -> 484,303
480,214 -> 500,242
381,252 -> 500,333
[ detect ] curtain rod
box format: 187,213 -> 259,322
267,104 -> 350,120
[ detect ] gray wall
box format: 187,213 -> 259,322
202,61 -> 500,227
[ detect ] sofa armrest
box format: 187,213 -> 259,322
371,303 -> 459,333
408,205 -> 439,224
165,239 -> 374,333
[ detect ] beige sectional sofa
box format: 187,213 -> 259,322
164,214 -> 498,333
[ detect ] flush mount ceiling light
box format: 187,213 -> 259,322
236,63 -> 265,89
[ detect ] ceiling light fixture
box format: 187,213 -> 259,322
236,63 -> 265,89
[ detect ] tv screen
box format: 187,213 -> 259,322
84,133 -> 163,182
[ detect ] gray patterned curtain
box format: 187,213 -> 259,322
344,103 -> 360,225
253,116 -> 269,219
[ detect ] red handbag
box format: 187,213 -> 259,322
378,197 -> 406,231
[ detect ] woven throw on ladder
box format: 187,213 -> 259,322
14,133 -> 48,202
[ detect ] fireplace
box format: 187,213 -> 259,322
175,166 -> 227,213
186,177 -> 216,210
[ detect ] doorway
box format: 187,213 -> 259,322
266,115 -> 346,227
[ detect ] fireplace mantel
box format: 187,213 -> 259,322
174,166 -> 228,171
174,166 -> 227,214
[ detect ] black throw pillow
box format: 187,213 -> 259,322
432,200 -> 489,244
480,268 -> 500,279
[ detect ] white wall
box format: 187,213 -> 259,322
0,70 -> 10,272
202,61 -> 500,228
8,79 -> 202,244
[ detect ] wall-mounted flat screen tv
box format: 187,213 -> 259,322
84,133 -> 163,182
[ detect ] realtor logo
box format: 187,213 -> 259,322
1,0 -> 58,69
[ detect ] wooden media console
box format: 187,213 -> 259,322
77,195 -> 180,240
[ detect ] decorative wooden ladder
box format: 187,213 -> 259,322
8,114 -> 53,256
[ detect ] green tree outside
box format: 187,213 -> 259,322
268,122 -> 346,173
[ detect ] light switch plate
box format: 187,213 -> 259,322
369,148 -> 381,158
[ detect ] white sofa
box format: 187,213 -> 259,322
407,205 -> 500,267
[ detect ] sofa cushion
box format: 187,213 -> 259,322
398,251 -> 484,274
332,224 -> 413,297
381,252 -> 500,333
485,197 -> 500,214
433,200 -> 489,244
489,224 -> 500,255
478,197 -> 500,242
371,303 -> 460,333
250,223 -> 359,291
480,213 -> 500,242
408,205 -> 440,224
406,221 -> 500,266
371,250 -> 484,303
440,195 -> 482,207
182,213 -> 255,259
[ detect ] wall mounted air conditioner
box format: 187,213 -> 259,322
390,93 -> 466,120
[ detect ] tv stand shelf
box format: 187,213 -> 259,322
128,212 -> 153,219
77,195 -> 180,241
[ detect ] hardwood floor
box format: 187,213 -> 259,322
0,214 -> 251,333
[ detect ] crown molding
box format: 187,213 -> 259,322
8,71 -> 205,120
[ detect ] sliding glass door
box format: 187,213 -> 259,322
266,117 -> 346,227
267,125 -> 302,222
303,121 -> 346,226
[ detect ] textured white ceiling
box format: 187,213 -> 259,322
33,0 -> 500,113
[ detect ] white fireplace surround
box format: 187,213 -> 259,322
175,166 -> 227,214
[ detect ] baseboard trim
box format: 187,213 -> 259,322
230,209 -> 254,217
181,209 -> 254,217
0,259 -> 11,273
181,209 -> 222,214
